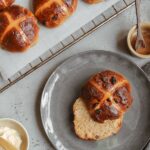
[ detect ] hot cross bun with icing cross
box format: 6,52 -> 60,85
0,5 -> 39,52
34,0 -> 77,27
81,70 -> 133,123
0,0 -> 14,11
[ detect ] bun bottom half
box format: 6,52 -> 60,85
73,97 -> 123,140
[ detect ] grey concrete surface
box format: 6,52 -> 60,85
0,1 -> 150,150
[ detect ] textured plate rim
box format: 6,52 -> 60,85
40,50 -> 150,150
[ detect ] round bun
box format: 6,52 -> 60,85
0,5 -> 39,52
34,0 -> 78,28
81,70 -> 132,123
0,0 -> 14,11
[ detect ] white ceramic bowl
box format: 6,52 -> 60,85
0,118 -> 29,150
127,22 -> 150,58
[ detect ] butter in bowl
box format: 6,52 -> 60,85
0,119 -> 29,150
127,22 -> 150,58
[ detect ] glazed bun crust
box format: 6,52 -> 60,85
34,0 -> 77,27
0,0 -> 14,11
0,5 -> 39,52
81,70 -> 132,123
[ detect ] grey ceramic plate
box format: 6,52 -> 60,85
41,50 -> 150,150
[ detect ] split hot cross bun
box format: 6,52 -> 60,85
0,0 -> 14,11
81,70 -> 133,123
0,5 -> 39,52
34,0 -> 78,28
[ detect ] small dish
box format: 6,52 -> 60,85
127,22 -> 150,58
0,118 -> 29,150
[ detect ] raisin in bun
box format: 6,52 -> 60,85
34,0 -> 77,28
84,0 -> 103,4
81,70 -> 133,123
0,0 -> 14,11
0,5 -> 39,52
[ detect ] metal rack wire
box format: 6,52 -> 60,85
0,0 -> 135,93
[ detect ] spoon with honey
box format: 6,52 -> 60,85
135,0 -> 146,52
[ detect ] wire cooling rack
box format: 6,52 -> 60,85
0,0 -> 135,93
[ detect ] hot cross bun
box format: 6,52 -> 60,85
34,0 -> 78,27
0,0 -> 14,11
81,70 -> 133,123
0,5 -> 39,52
